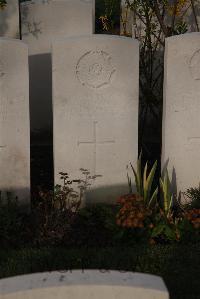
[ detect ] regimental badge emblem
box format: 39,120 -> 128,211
76,50 -> 116,89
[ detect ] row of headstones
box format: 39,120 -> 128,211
0,0 -> 200,207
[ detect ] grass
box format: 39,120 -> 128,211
0,243 -> 199,299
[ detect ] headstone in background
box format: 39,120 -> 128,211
162,33 -> 200,200
21,0 -> 95,136
0,38 -> 30,206
0,0 -> 19,39
0,271 -> 169,299
52,35 -> 139,204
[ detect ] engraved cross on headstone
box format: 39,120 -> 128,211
77,121 -> 115,175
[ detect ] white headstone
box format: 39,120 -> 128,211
0,38 -> 30,206
0,0 -> 19,39
53,35 -> 139,204
162,33 -> 200,200
21,0 -> 94,133
0,271 -> 169,299
21,0 -> 95,55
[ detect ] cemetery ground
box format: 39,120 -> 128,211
0,235 -> 199,299
1,133 -> 200,299
0,153 -> 200,299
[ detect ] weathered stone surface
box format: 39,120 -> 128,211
21,0 -> 94,133
162,33 -> 200,200
0,38 -> 30,206
0,271 -> 169,299
53,35 -> 139,204
0,0 -> 19,39
21,0 -> 94,55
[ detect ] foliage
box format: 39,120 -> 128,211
121,157 -> 200,244
0,0 -> 6,9
184,208 -> 200,229
0,194 -> 32,248
184,184 -> 200,208
0,167 -> 199,249
148,167 -> 181,243
125,1 -> 195,153
115,193 -> 181,244
150,210 -> 180,243
1,244 -> 200,299
69,203 -> 118,247
177,214 -> 200,243
159,168 -> 173,217
100,0 -> 199,161
32,169 -> 98,246
128,152 -> 158,207
96,0 -> 120,33
116,194 -> 151,228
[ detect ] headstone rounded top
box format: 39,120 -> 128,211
53,34 -> 140,48
0,271 -> 168,295
0,37 -> 27,48
165,32 -> 200,42
21,0 -> 93,4
0,37 -> 22,42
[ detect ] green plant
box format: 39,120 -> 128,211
0,0 -> 6,9
33,169 -> 99,246
41,168 -> 98,213
125,161 -> 200,244
177,213 -> 200,243
183,208 -> 200,229
69,203 -> 118,247
149,208 -> 181,243
184,184 -> 200,209
97,0 -> 120,33
0,193 -> 32,248
147,167 -> 182,243
159,168 -> 173,217
129,152 -> 158,207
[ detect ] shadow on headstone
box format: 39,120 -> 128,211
85,183 -> 135,205
29,54 -> 54,194
29,53 -> 53,136
0,188 -> 30,211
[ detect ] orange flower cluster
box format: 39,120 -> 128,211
184,208 -> 200,229
116,194 -> 151,228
